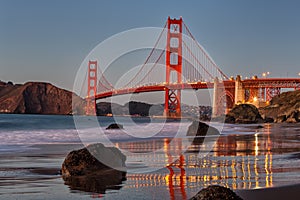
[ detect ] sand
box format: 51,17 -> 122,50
0,137 -> 300,199
236,184 -> 300,200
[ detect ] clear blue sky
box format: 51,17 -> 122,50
1,0 -> 300,91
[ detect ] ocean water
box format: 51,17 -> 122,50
0,114 -> 300,199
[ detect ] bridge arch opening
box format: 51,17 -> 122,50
217,90 -> 234,115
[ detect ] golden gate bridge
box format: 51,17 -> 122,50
84,17 -> 300,117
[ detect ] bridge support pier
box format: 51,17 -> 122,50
212,78 -> 219,118
212,77 -> 232,117
235,75 -> 244,104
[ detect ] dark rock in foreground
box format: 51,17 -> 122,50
62,143 -> 126,177
225,104 -> 263,124
62,143 -> 127,194
106,123 -> 124,130
187,121 -> 220,144
190,185 -> 243,200
187,121 -> 220,137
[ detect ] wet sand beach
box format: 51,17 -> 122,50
0,122 -> 299,199
236,183 -> 300,200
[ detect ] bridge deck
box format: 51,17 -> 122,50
90,78 -> 300,100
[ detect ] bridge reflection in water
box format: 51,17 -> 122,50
115,128 -> 281,199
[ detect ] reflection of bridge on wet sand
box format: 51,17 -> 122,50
115,130 -> 279,199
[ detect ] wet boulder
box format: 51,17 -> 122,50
190,185 -> 243,200
62,143 -> 126,177
225,104 -> 263,124
62,143 -> 127,194
187,121 -> 220,144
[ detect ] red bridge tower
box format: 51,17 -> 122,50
86,60 -> 97,115
164,17 -> 183,118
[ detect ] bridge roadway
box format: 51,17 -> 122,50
92,78 -> 300,100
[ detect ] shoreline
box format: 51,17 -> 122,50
1,122 -> 300,199
236,183 -> 300,200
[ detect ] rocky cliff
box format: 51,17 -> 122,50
0,81 -> 85,115
260,90 -> 300,123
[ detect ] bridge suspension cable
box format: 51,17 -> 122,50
182,22 -> 229,80
122,22 -> 168,88
94,18 -> 229,94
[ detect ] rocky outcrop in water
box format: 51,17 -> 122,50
190,185 -> 243,200
187,121 -> 220,144
187,121 -> 220,137
106,123 -> 124,130
0,81 -> 84,115
225,104 -> 264,124
62,143 -> 126,177
260,90 -> 300,123
62,143 -> 127,194
61,143 -> 126,194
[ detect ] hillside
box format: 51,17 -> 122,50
0,80 -> 212,117
96,101 -> 164,116
0,81 -> 85,115
96,101 -> 210,118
